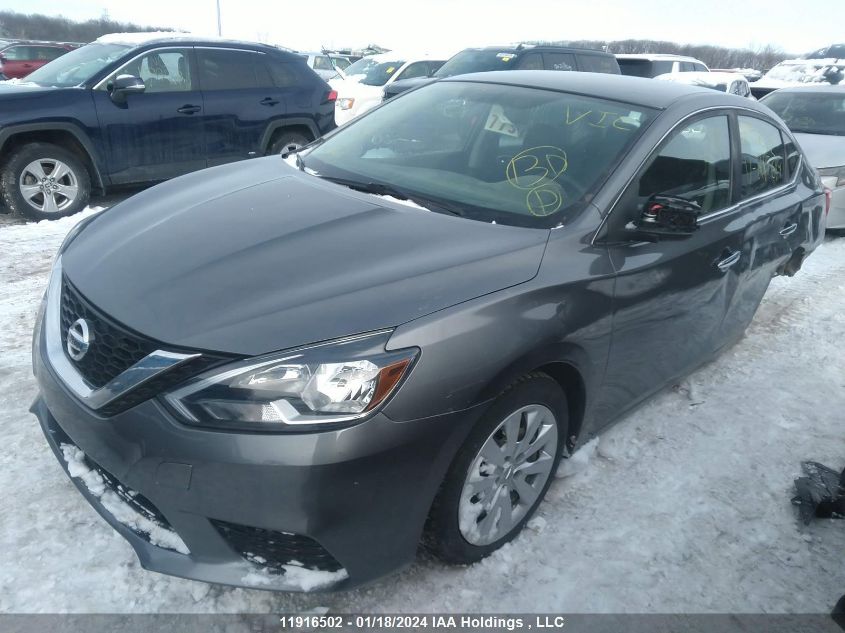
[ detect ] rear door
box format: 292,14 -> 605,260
721,114 -> 805,338
197,47 -> 288,166
92,46 -> 207,184
600,114 -> 744,413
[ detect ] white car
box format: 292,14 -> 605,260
330,52 -> 446,125
616,53 -> 709,78
750,58 -> 845,99
655,71 -> 754,98
298,51 -> 351,81
761,85 -> 845,230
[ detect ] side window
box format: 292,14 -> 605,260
680,62 -> 696,72
516,53 -> 543,70
313,55 -> 334,71
738,116 -> 786,199
109,48 -> 193,93
693,63 -> 708,72
578,55 -> 618,74
2,46 -> 27,60
266,60 -> 298,87
784,136 -> 800,177
543,53 -> 575,71
36,46 -> 63,60
398,62 -> 430,80
636,115 -> 732,215
198,49 -> 264,90
333,57 -> 350,70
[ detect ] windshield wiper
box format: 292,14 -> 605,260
317,175 -> 465,216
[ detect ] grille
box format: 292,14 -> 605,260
59,276 -> 233,416
60,276 -> 157,388
211,519 -> 343,573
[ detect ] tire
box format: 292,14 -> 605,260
424,373 -> 568,564
0,142 -> 91,221
268,130 -> 311,158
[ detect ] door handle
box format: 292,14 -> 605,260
177,104 -> 201,115
716,250 -> 741,272
260,97 -> 279,106
779,222 -> 798,238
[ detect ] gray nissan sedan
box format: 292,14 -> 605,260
32,71 -> 827,591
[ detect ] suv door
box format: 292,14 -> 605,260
197,47 -> 287,166
600,114 -> 744,414
721,114 -> 805,338
92,47 -> 206,184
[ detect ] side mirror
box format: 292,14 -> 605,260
108,74 -> 145,103
632,195 -> 701,238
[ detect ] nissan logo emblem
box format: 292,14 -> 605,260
66,318 -> 92,361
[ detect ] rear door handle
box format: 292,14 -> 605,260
260,97 -> 279,106
716,250 -> 741,271
779,222 -> 798,238
177,104 -> 201,115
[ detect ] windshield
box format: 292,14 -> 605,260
344,57 -> 406,85
23,42 -> 130,87
434,49 -> 519,78
763,92 -> 845,136
302,81 -> 655,228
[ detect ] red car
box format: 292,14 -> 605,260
0,42 -> 75,79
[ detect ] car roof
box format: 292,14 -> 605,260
94,32 -> 282,53
442,70 -> 763,110
616,53 -> 703,62
470,44 -> 611,56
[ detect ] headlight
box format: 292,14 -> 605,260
818,165 -> 845,189
163,331 -> 417,431
336,97 -> 355,110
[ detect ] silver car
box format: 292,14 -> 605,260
762,85 -> 845,229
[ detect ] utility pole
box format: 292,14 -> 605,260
216,0 -> 222,36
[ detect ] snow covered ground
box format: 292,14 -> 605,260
0,206 -> 843,613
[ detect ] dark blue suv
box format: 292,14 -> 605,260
0,34 -> 337,220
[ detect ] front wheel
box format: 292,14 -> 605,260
424,373 -> 568,564
0,142 -> 91,221
269,131 -> 311,158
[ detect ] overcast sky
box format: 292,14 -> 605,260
3,0 -> 836,56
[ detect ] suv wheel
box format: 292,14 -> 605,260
269,131 -> 311,158
1,142 -> 91,221
424,373 -> 568,564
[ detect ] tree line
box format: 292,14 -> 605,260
535,39 -> 795,71
0,10 -> 171,43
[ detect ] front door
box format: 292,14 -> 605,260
93,47 -> 206,185
599,114 -> 745,418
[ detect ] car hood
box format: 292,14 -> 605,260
0,81 -> 67,99
329,77 -> 384,99
63,158 -> 549,356
794,132 -> 845,169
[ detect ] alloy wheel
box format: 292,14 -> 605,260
458,404 -> 558,546
18,158 -> 79,214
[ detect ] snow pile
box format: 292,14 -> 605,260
59,443 -> 190,555
241,565 -> 349,593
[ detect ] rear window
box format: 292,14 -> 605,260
578,54 -> 620,74
618,59 -> 673,78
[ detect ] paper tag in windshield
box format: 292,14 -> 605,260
497,53 -> 515,62
484,104 -> 519,137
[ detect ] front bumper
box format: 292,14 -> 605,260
33,325 -> 480,591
